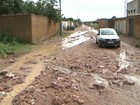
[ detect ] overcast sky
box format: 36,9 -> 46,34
32,0 -> 133,21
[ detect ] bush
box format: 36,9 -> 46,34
0,32 -> 31,57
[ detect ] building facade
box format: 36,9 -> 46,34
127,0 -> 140,16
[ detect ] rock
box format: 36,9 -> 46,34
71,84 -> 79,91
0,91 -> 8,97
26,86 -> 36,92
50,81 -> 57,88
0,86 -> 4,91
8,59 -> 15,63
57,77 -> 64,81
123,80 -> 135,85
5,72 -> 15,78
53,96 -> 64,105
20,65 -> 31,70
102,69 -> 108,74
112,80 -> 123,86
99,65 -> 104,68
77,99 -> 85,104
0,70 -> 8,76
92,82 -> 105,89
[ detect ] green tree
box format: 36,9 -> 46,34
0,0 -> 61,22
23,0 -> 36,14
12,0 -> 24,14
0,0 -> 14,15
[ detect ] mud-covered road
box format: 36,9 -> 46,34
1,25 -> 140,105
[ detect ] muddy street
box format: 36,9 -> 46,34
1,25 -> 140,105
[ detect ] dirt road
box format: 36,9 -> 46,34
1,25 -> 140,105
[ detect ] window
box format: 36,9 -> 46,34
134,9 -> 135,12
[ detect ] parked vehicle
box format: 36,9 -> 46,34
96,28 -> 120,47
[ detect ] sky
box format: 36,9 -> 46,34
32,0 -> 133,21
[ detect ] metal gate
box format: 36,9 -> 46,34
129,19 -> 134,37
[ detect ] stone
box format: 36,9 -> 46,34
0,91 -> 8,97
20,65 -> 31,70
50,81 -> 57,88
123,80 -> 135,85
77,99 -> 85,104
92,82 -> 105,89
8,59 -> 15,63
26,86 -> 36,92
99,66 -> 104,68
57,77 -> 64,81
0,70 -> 8,76
0,86 -> 4,91
102,69 -> 108,74
5,72 -> 15,78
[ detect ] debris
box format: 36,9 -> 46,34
92,82 -> 105,89
8,59 -> 15,63
26,86 -> 36,92
5,72 -> 15,78
123,80 -> 135,85
0,71 -> 8,76
77,99 -> 85,104
0,91 -> 8,97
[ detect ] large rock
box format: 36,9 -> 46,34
92,82 -> 105,89
123,79 -> 135,85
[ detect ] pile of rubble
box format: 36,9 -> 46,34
0,71 -> 25,101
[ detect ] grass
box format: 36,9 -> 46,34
0,32 -> 32,58
62,31 -> 71,38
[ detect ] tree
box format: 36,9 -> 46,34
0,0 -> 61,22
23,0 -> 36,14
0,0 -> 14,15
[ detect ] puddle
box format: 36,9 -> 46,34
123,75 -> 140,86
89,28 -> 98,34
62,31 -> 91,49
118,50 -> 131,70
78,72 -> 109,87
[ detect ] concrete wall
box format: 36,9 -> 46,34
0,15 -> 32,42
127,0 -> 139,16
0,15 -> 59,43
98,19 -> 114,28
31,15 -> 59,43
138,0 -> 140,13
114,18 -> 126,35
98,19 -> 108,28
126,15 -> 140,38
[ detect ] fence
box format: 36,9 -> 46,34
0,14 -> 59,43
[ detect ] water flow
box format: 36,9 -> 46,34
62,31 -> 91,49
119,50 -> 130,70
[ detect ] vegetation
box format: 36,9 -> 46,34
0,0 -> 61,22
0,32 -> 31,58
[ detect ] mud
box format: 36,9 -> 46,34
1,25 -> 140,105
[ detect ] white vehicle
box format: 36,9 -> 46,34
96,28 -> 120,47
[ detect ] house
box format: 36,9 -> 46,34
127,0 -> 140,16
126,0 -> 140,38
62,21 -> 75,31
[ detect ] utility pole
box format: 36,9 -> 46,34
59,0 -> 62,35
